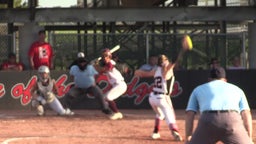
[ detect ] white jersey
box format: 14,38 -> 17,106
37,79 -> 54,96
106,67 -> 124,85
152,67 -> 168,94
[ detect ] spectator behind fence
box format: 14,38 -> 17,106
0,52 -> 24,71
228,56 -> 245,70
208,57 -> 220,69
112,54 -> 133,78
139,54 -> 158,71
28,30 -> 54,70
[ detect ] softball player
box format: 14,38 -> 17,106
97,49 -> 127,120
135,54 -> 183,141
31,65 -> 74,116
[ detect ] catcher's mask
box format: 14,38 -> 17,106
77,58 -> 88,71
38,65 -> 50,83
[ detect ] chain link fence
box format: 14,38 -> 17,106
50,32 -> 247,71
0,32 -> 247,71
0,24 -> 14,65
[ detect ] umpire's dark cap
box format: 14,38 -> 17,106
209,67 -> 226,79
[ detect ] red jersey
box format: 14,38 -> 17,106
28,41 -> 53,69
1,61 -> 24,71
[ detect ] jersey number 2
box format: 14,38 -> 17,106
154,76 -> 162,89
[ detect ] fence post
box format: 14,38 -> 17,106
241,32 -> 247,68
248,22 -> 256,69
146,33 -> 149,64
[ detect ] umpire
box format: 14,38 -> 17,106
185,67 -> 253,144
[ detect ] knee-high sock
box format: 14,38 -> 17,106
153,118 -> 161,133
169,123 -> 179,132
107,100 -> 119,113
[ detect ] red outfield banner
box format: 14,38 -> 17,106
2,74 -> 183,106
0,70 -> 256,109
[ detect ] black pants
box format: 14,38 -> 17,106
63,85 -> 112,114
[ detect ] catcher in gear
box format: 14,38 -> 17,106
31,65 -> 74,116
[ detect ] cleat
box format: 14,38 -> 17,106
172,130 -> 183,141
151,133 -> 160,139
37,105 -> 44,116
60,108 -> 75,116
109,112 -> 123,120
64,108 -> 75,116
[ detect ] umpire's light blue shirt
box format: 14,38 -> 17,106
186,80 -> 250,113
70,65 -> 98,88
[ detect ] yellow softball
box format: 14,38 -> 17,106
185,35 -> 193,50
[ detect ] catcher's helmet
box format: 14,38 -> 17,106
38,65 -> 50,73
38,65 -> 50,83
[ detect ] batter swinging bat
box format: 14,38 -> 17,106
97,45 -> 120,60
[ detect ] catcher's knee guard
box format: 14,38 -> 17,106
45,92 -> 56,103
32,96 -> 47,107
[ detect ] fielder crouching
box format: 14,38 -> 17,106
31,65 -> 74,116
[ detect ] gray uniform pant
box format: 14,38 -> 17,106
63,85 -> 110,113
189,111 -> 251,144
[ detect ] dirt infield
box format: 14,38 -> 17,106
0,109 -> 255,144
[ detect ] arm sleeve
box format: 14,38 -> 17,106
239,89 -> 250,111
186,90 -> 199,112
70,66 -> 76,76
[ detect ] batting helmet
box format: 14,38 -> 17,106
102,48 -> 112,58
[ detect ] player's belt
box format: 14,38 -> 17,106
112,80 -> 125,86
153,91 -> 166,95
202,110 -> 238,114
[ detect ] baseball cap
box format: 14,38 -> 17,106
209,67 -> 226,79
77,52 -> 85,58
